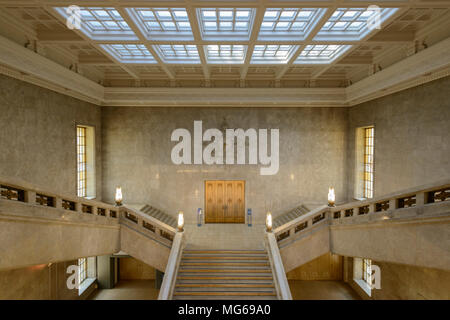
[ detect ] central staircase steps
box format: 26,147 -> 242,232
140,204 -> 176,228
173,250 -> 277,300
273,204 -> 309,229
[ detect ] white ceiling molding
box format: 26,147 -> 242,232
0,33 -> 449,107
103,87 -> 347,107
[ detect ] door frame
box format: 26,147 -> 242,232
204,180 -> 246,224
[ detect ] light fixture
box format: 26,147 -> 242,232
266,211 -> 273,232
197,208 -> 203,227
328,187 -> 335,207
178,211 -> 184,232
115,187 -> 123,206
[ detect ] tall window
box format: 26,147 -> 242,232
77,126 -> 87,197
78,258 -> 87,284
362,258 -> 372,286
76,125 -> 95,198
363,127 -> 374,198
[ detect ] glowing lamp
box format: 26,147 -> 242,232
328,187 -> 335,207
177,211 -> 184,232
115,187 -> 123,206
266,211 -> 273,232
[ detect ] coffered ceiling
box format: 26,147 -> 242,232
0,0 -> 449,106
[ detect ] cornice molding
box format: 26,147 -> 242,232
0,34 -> 449,108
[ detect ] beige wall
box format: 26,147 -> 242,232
287,253 -> 343,280
119,257 -> 156,280
102,107 -> 348,223
345,257 -> 450,300
347,76 -> 450,199
0,260 -> 95,300
0,74 -> 103,198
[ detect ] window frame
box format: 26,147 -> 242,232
76,124 -> 96,199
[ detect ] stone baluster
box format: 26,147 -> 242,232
25,190 -> 36,204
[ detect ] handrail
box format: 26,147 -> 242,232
274,179 -> 450,244
265,232 -> 292,300
158,231 -> 185,300
120,205 -> 176,246
0,178 -> 118,219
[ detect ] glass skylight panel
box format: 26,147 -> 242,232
314,7 -> 399,41
198,8 -> 256,41
54,7 -> 137,40
251,45 -> 298,64
205,45 -> 247,64
154,45 -> 200,64
294,45 -> 352,64
258,8 -> 327,41
100,44 -> 157,64
125,8 -> 194,41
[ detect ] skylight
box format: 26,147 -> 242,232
251,45 -> 298,64
258,8 -> 327,41
197,8 -> 256,41
204,45 -> 247,64
100,44 -> 157,63
54,7 -> 137,40
314,7 -> 399,41
294,45 -> 352,64
154,45 -> 200,63
125,8 -> 194,41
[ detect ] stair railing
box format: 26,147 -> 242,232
158,231 -> 185,300
120,205 -> 177,248
265,231 -> 292,300
274,179 -> 450,246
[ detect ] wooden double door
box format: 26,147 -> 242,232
205,180 -> 245,223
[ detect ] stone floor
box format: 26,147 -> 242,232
289,280 -> 361,300
184,223 -> 266,250
90,280 -> 159,300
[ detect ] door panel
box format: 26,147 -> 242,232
205,180 -> 245,223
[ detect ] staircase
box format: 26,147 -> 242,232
273,204 -> 309,229
140,204 -> 176,228
173,250 -> 278,300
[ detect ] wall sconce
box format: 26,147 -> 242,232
328,187 -> 335,207
177,211 -> 184,232
115,187 -> 123,206
266,211 -> 273,232
197,208 -> 203,227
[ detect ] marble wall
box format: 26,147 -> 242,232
101,107 -> 348,223
0,74 -> 103,198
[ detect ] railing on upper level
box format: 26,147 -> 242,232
0,178 -> 176,248
274,179 -> 450,246
120,206 -> 177,248
0,180 -> 118,219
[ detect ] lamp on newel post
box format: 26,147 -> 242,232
328,187 -> 335,207
266,211 -> 273,232
177,211 -> 184,232
115,187 -> 123,206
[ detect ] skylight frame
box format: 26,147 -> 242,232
197,8 -> 256,41
250,45 -> 299,64
100,44 -> 157,64
294,44 -> 352,64
153,44 -> 201,64
314,7 -> 399,41
125,7 -> 194,41
257,8 -> 327,41
54,7 -> 138,41
204,45 -> 247,64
